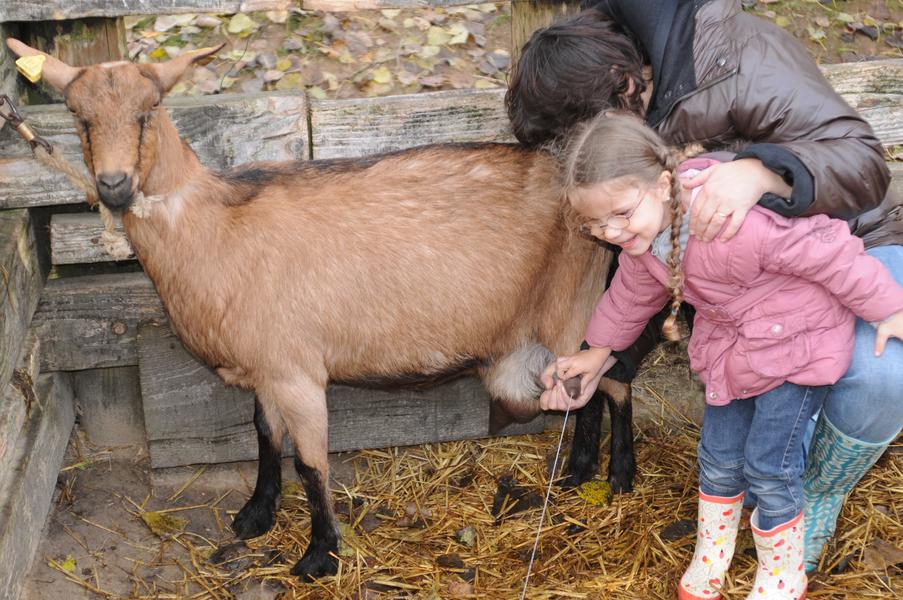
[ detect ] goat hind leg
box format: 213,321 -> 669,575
604,379 -> 635,493
562,386 -> 605,488
233,397 -> 284,539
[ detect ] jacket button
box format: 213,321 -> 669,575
771,324 -> 783,335
716,57 -> 727,67
709,392 -> 718,400
741,389 -> 749,395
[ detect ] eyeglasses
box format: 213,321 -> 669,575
579,190 -> 649,235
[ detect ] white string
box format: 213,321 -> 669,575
519,403 -> 572,600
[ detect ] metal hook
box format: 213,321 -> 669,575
0,94 -> 53,155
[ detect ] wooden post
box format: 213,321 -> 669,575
0,24 -> 18,112
19,18 -> 126,103
510,0 -> 582,65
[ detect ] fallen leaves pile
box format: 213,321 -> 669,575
125,4 -> 511,99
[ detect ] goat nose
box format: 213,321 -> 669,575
97,171 -> 128,191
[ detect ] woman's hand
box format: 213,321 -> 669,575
539,347 -> 615,411
684,158 -> 791,242
875,309 -> 903,356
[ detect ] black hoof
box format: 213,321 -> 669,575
561,458 -> 598,489
607,460 -> 636,494
290,548 -> 338,580
232,499 -> 276,539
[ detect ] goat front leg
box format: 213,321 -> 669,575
267,377 -> 339,580
603,379 -> 635,493
233,398 -> 284,539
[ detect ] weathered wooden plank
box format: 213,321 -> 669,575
32,272 -> 164,372
0,92 -> 308,209
0,210 -> 43,404
310,87 -> 512,159
139,323 -> 543,469
0,24 -> 18,119
820,59 -> 903,95
0,0 -> 478,22
71,367 -> 146,449
0,1 -> 291,22
0,373 -> 75,600
51,213 -> 130,265
0,333 -> 40,476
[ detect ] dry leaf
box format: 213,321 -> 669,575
371,66 -> 393,84
141,511 -> 188,537
862,538 -> 903,571
427,26 -> 451,46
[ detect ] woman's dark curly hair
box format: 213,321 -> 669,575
506,9 -> 647,150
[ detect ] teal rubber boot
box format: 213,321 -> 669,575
802,414 -> 891,572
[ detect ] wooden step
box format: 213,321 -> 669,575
0,373 -> 75,600
32,272 -> 164,372
138,322 -> 543,469
0,209 -> 42,395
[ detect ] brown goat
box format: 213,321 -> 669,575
8,40 -> 623,579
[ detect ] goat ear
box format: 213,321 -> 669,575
6,38 -> 81,92
148,43 -> 225,93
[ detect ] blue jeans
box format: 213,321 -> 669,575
699,383 -> 828,530
802,245 -> 903,455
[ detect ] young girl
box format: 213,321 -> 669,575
541,113 -> 903,600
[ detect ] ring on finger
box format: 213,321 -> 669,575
715,211 -> 729,218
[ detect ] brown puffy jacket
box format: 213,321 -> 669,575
595,0 -> 902,248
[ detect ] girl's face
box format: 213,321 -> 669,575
571,172 -> 672,256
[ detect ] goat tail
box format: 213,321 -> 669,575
484,343 -> 555,434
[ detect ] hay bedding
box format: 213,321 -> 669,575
52,425 -> 902,599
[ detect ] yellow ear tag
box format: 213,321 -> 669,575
16,54 -> 46,83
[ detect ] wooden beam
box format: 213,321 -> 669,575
47,160 -> 903,266
0,92 -> 309,209
0,210 -> 42,401
0,373 -> 75,600
0,333 -> 40,475
310,88 -> 512,160
0,0 -> 477,22
32,272 -> 164,372
51,213 -> 129,265
139,322 -> 543,469
0,25 -> 19,120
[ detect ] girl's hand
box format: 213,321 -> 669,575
875,309 -> 903,356
540,348 -> 615,411
684,159 -> 791,243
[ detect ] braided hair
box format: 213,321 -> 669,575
561,112 -> 686,341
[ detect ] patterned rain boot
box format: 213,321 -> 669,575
678,491 -> 744,600
747,509 -> 806,599
802,414 -> 890,572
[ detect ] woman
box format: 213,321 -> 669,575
506,0 -> 903,571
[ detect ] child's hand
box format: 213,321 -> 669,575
875,309 -> 903,356
540,347 -> 614,411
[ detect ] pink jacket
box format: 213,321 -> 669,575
585,160 -> 903,406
